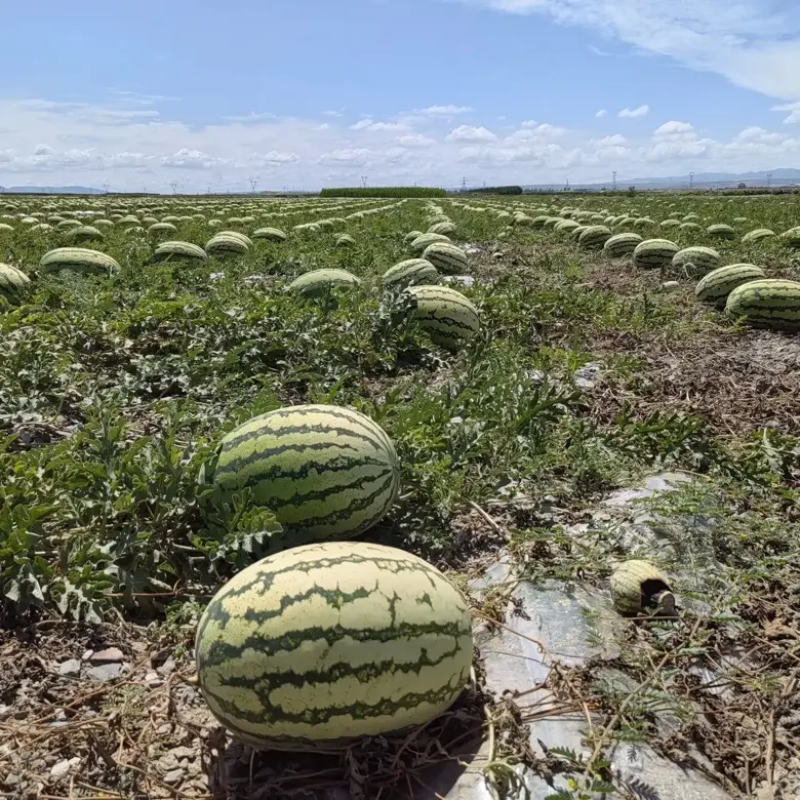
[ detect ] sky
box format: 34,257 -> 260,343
3,0 -> 800,191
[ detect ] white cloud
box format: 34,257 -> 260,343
3,92 -> 800,190
445,125 -> 498,142
161,149 -> 227,169
318,148 -> 372,166
223,111 -> 276,123
520,119 -> 538,128
774,101 -> 800,123
619,105 -> 650,119
653,120 -> 695,137
595,109 -> 607,118
595,134 -> 627,146
455,0 -> 800,101
415,105 -> 473,115
397,133 -> 436,147
350,119 -> 408,132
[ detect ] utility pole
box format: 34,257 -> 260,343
103,183 -> 110,194
767,172 -> 773,188
361,176 -> 368,188
170,182 -> 178,195
689,172 -> 695,190
612,171 -> 617,191
564,177 -> 570,191
249,178 -> 258,194
207,185 -> 211,195
461,177 -> 467,192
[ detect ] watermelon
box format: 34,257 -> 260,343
40,247 -> 120,276
421,242 -> 468,275
428,221 -> 456,236
335,234 -> 356,248
213,404 -> 399,540
0,264 -> 31,304
253,227 -> 287,242
706,223 -> 736,240
153,241 -> 208,265
780,228 -> 800,248
205,234 -> 250,258
725,279 -> 800,331
671,246 -> 722,278
404,285 -> 479,349
288,269 -> 361,297
577,225 -> 612,250
382,258 -> 439,290
554,219 -> 580,235
632,239 -> 679,270
660,219 -> 681,229
148,222 -> 178,236
195,541 -> 473,750
603,232 -> 643,257
409,233 -> 450,255
403,231 -> 424,244
70,225 -> 104,243
695,264 -> 765,308
742,228 -> 776,243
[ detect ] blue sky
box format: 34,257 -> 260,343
2,0 -> 800,190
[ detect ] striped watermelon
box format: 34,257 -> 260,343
0,223 -> 14,233
288,269 -> 361,297
706,223 -> 736,240
603,232 -> 643,257
632,239 -> 679,270
742,228 -> 776,243
195,541 -> 473,750
335,234 -> 356,248
205,234 -> 250,258
577,226 -> 612,250
633,217 -> 655,229
404,285 -> 479,349
725,279 -> 800,331
382,258 -> 439,290
695,264 -> 765,308
660,219 -> 681,229
404,231 -> 424,244
780,228 -> 800,248
671,246 -> 722,278
0,264 -> 31,304
409,233 -> 450,255
253,227 -> 287,242
569,225 -> 589,241
554,219 -> 580,235
70,225 -> 104,243
421,242 -> 468,275
213,404 -> 399,540
40,247 -> 120,276
428,221 -> 456,235
148,222 -> 178,236
153,241 -> 208,265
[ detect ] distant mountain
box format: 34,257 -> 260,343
0,186 -> 105,195
517,168 -> 800,192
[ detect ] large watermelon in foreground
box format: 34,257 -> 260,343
195,541 -> 473,750
725,279 -> 800,331
213,404 -> 400,540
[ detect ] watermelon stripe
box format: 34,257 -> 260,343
221,416 -> 390,454
207,680 -> 469,737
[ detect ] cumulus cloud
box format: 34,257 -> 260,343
445,125 -> 498,143
595,109 -> 607,118
397,133 -> 436,147
619,105 -> 650,119
350,119 -> 408,132
3,92 -> 800,190
653,121 -> 695,137
416,105 -> 473,115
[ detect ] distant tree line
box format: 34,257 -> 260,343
463,185 -> 523,195
320,187 -> 447,198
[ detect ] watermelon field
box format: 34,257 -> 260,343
1,192 -> 800,799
